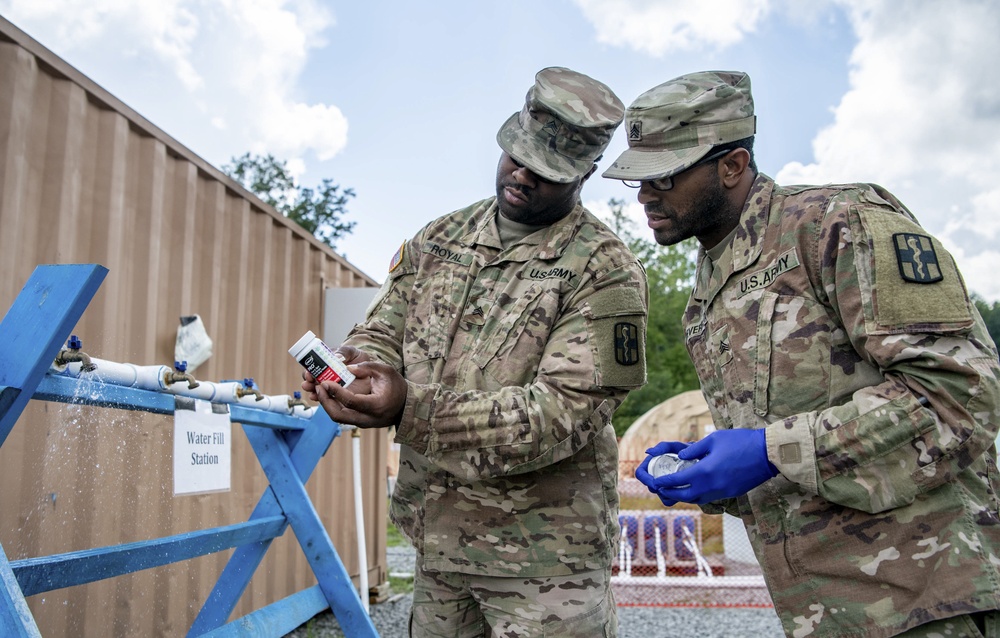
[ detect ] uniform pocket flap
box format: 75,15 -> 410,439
581,286 -> 646,319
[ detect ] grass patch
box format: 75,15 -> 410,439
386,506 -> 414,596
386,516 -> 408,548
389,572 -> 414,595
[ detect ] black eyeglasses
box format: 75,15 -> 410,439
622,148 -> 732,191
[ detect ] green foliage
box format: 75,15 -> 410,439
386,508 -> 415,595
223,152 -> 356,250
604,198 -> 701,437
386,514 -> 408,548
389,573 -> 414,595
973,294 -> 1000,347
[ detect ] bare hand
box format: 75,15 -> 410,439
314,361 -> 407,428
300,345 -> 373,399
335,345 -> 370,366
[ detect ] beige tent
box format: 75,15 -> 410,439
618,390 -> 715,466
616,391 -> 763,569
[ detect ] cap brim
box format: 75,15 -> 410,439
496,112 -> 588,184
601,146 -> 711,181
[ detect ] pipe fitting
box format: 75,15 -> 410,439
53,335 -> 97,373
164,361 -> 200,390
236,377 -> 264,401
288,391 -> 307,409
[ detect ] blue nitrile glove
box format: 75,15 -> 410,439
635,441 -> 690,507
645,429 -> 778,505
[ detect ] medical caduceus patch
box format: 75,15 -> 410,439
614,322 -> 639,366
893,232 -> 942,284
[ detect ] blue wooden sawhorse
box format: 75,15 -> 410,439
0,264 -> 378,637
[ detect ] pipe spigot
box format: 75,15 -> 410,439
164,360 -> 200,389
54,334 -> 97,372
288,391 -> 307,409
237,377 -> 264,401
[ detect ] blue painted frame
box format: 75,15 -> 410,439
0,265 -> 378,637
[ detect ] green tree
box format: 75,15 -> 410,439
604,198 -> 701,436
223,152 -> 356,250
973,294 -> 1000,347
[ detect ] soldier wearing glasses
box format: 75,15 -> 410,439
615,70 -> 1000,637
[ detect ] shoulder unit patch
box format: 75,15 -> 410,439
893,233 -> 942,284
614,322 -> 640,366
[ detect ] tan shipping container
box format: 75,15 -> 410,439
0,15 -> 388,636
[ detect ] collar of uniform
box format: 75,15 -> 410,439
691,249 -> 712,302
460,199 -> 504,250
691,174 -> 775,302
730,174 -> 774,272
465,198 -> 586,261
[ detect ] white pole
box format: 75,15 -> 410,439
351,428 -> 370,613
618,524 -> 626,575
624,535 -> 632,578
654,525 -> 666,578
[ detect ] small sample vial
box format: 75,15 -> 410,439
288,331 -> 355,388
648,452 -> 697,479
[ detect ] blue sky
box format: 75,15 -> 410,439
3,1 -> 1000,301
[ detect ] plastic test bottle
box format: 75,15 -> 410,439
288,331 -> 355,388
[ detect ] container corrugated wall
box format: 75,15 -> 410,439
0,16 -> 388,637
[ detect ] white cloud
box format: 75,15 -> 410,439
940,186 -> 1000,301
4,0 -> 204,88
572,0 -> 773,55
778,0 -> 1000,185
0,0 -> 348,163
254,100 -> 348,162
967,188 -> 1000,239
198,0 -> 348,161
573,0 -> 1000,300
778,0 -> 1000,299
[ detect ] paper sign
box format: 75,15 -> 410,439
173,398 -> 231,495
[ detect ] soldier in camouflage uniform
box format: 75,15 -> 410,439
614,70 -> 1000,637
303,67 -> 648,637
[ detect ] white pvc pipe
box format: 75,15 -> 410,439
57,358 -> 170,392
266,394 -> 292,415
261,394 -> 313,416
237,392 -> 271,410
53,357 -> 310,414
165,379 -> 241,403
351,429 -> 369,613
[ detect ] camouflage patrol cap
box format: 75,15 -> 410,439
602,70 -> 756,181
497,67 -> 624,184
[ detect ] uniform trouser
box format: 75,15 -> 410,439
895,610 -> 1000,637
409,553 -> 618,638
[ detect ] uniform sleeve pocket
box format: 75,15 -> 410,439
582,286 -> 647,388
853,206 -> 974,333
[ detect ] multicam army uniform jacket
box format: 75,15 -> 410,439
345,197 -> 648,577
684,174 -> 1000,638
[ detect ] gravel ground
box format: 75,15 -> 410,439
285,599 -> 784,637
284,546 -> 785,637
